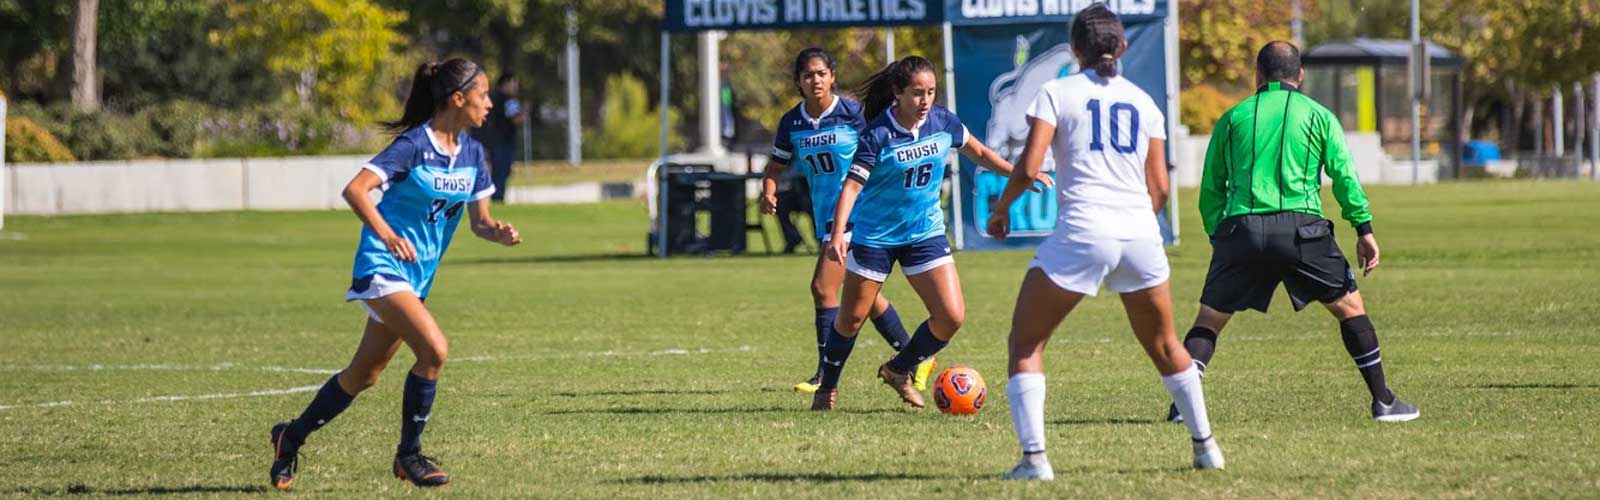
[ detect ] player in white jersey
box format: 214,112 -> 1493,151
987,4 -> 1223,480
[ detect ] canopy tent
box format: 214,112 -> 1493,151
1301,38 -> 1465,175
656,0 -> 1179,256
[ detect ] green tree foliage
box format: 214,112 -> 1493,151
582,73 -> 680,159
4,115 -> 76,162
97,0 -> 279,111
1178,0 -> 1290,132
211,0 -> 409,125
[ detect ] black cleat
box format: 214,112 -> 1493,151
269,423 -> 301,491
393,453 -> 450,487
1166,403 -> 1184,423
1372,396 -> 1421,422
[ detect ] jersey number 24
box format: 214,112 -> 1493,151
427,199 -> 465,223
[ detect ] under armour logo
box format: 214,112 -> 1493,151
412,414 -> 430,423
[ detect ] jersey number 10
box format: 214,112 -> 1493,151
1087,99 -> 1140,154
804,153 -> 838,174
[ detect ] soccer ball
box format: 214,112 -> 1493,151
932,365 -> 987,415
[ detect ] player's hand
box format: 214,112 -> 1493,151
1356,233 -> 1380,276
987,209 -> 1011,241
382,233 -> 418,262
759,193 -> 779,215
825,236 -> 849,264
492,221 -> 522,246
1028,171 -> 1055,193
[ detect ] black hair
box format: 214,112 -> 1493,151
385,58 -> 483,134
1256,41 -> 1302,83
791,47 -> 837,83
1070,3 -> 1126,78
496,73 -> 517,87
856,55 -> 936,122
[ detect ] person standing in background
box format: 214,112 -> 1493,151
473,73 -> 527,202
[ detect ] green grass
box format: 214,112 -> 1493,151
2,182 -> 1598,498
507,159 -> 651,186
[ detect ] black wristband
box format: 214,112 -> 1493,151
1355,222 -> 1373,236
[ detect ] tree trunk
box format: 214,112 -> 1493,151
69,0 -> 99,112
1504,82 -> 1523,153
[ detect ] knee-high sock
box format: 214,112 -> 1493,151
1340,315 -> 1394,404
286,374 -> 356,443
397,372 -> 438,455
817,324 -> 857,390
1007,373 -> 1048,455
1183,326 -> 1219,374
814,307 -> 839,377
886,321 -> 948,373
869,304 -> 910,351
1161,366 -> 1213,441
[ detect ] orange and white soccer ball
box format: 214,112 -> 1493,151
932,365 -> 987,415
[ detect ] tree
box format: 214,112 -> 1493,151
211,0 -> 409,125
68,0 -> 98,111
1178,0 -> 1291,132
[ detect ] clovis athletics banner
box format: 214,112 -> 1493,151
951,7 -> 1173,249
664,0 -> 1165,32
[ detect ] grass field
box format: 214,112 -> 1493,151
2,182 -> 1598,499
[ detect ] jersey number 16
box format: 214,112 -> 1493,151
902,162 -> 935,189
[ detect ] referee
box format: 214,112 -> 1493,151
1169,41 -> 1419,423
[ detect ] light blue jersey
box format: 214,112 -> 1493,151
847,106 -> 968,248
351,123 -> 494,298
770,97 -> 865,239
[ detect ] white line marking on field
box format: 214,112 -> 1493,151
0,363 -> 338,375
0,385 -> 320,411
0,232 -> 28,241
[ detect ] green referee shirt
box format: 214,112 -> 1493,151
1199,81 -> 1374,237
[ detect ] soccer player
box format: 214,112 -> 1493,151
759,48 -> 933,395
267,58 -> 522,490
811,55 -> 1052,411
1165,41 -> 1419,423
988,4 -> 1223,480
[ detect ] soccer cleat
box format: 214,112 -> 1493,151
793,375 -> 821,394
913,357 -> 937,392
269,422 -> 301,491
1192,437 -> 1226,470
1372,396 -> 1421,422
1166,403 -> 1184,423
811,387 -> 838,411
393,453 -> 450,487
878,363 -> 925,409
1001,455 -> 1055,480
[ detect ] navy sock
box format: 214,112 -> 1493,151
397,372 -> 438,456
287,374 -> 356,443
869,304 -> 911,351
1183,327 -> 1219,373
1340,315 -> 1394,404
814,307 -> 839,378
817,324 -> 858,390
886,321 -> 948,374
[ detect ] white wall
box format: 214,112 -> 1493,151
1170,132 -> 1436,187
5,156 -> 369,216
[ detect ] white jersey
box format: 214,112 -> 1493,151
1026,69 -> 1166,241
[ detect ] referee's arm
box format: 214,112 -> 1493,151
1198,117 -> 1232,237
1320,115 -> 1374,235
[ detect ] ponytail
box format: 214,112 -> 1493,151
1070,3 -> 1126,78
856,55 -> 935,122
384,58 -> 484,134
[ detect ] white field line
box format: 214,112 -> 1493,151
0,385 -> 321,411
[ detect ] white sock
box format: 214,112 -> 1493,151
1007,372 -> 1047,455
1161,366 -> 1213,441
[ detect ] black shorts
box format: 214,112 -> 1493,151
1199,213 -> 1357,313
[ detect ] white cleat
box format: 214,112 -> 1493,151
1192,437 -> 1226,470
1001,459 -> 1055,481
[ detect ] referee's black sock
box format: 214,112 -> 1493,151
1183,327 -> 1219,374
1340,315 -> 1395,405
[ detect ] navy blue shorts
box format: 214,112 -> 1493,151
845,236 -> 954,282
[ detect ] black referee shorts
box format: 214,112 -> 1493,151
1199,212 -> 1358,313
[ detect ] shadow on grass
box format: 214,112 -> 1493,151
552,388 -> 733,397
609,472 -> 941,484
533,406 -> 904,416
1471,383 -> 1600,390
454,251 -> 807,266
1050,417 -> 1160,426
10,484 -> 269,496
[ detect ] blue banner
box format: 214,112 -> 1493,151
664,0 -> 942,32
951,20 -> 1173,250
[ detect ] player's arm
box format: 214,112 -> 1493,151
960,138 -> 1053,191
988,117 -> 1056,240
824,174 -> 864,264
468,198 -> 521,246
342,170 -> 416,262
1198,117 -> 1231,237
1144,138 -> 1169,212
1319,112 -> 1378,274
760,159 -> 788,215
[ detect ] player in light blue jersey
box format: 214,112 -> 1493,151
759,48 -> 932,396
810,55 -> 1052,411
267,59 -> 521,491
